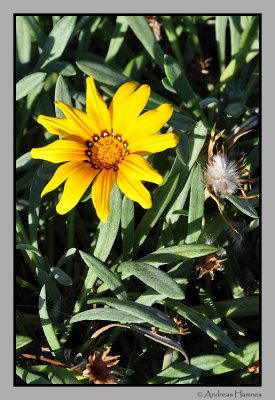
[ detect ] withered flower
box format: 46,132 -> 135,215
82,348 -> 120,384
171,314 -> 191,335
247,360 -> 259,374
146,16 -> 162,41
196,253 -> 226,280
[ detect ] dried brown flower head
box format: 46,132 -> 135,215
82,348 -> 120,384
146,16 -> 162,41
196,253 -> 226,280
172,315 -> 191,335
247,360 -> 259,374
192,57 -> 213,75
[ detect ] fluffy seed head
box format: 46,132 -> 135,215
204,154 -> 241,197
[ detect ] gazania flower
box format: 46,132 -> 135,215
31,76 -> 179,222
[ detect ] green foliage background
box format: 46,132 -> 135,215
16,15 -> 260,385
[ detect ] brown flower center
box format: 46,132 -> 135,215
85,131 -> 129,171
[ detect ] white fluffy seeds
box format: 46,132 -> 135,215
204,154 -> 241,197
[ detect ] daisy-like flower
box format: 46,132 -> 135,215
31,76 -> 179,222
204,154 -> 241,197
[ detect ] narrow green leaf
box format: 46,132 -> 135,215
166,299 -> 240,354
225,195 -> 258,218
194,296 -> 259,319
199,98 -> 219,109
39,285 -> 62,354
55,75 -> 72,118
48,365 -> 79,384
16,16 -> 31,76
229,16 -> 241,57
105,16 -> 129,63
50,267 -> 73,286
16,72 -> 46,101
161,16 -> 185,71
215,16 -> 228,73
71,308 -> 145,324
188,120 -> 208,169
191,354 -> 226,371
16,335 -> 33,352
89,298 -> 179,334
133,173 -> 180,253
28,167 -> 46,247
118,262 -> 184,300
123,16 -> 165,71
225,102 -> 245,118
138,244 -> 218,267
45,61 -> 76,76
121,196 -> 135,261
20,16 -> 47,48
56,248 -> 77,269
93,184 -> 122,262
164,54 -> 203,118
79,251 -> 126,299
76,55 -> 128,87
149,361 -> 201,384
210,342 -> 259,375
36,16 -> 77,70
16,152 -> 39,171
161,77 -> 177,93
168,112 -> 196,132
16,243 -> 42,257
185,164 -> 204,244
16,366 -> 51,385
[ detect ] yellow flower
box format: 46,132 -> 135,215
31,76 -> 179,223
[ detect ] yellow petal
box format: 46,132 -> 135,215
41,161 -> 84,197
130,104 -> 173,140
55,101 -> 96,140
116,168 -> 152,209
86,76 -> 111,133
37,115 -> 86,143
129,133 -> 179,154
112,84 -> 151,140
91,169 -> 116,223
31,140 -> 87,163
109,81 -> 139,126
56,164 -> 99,215
119,154 -> 163,184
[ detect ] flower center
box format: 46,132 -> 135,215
84,131 -> 129,171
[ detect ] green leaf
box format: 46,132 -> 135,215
225,195 -> 258,218
123,16 -> 165,71
118,262 -> 184,299
45,61 -> 76,76
36,16 -> 77,70
149,361 -> 201,384
93,184 -> 122,262
185,164 -> 205,244
16,243 -> 42,257
48,365 -> 79,384
138,244 -> 218,267
188,120 -> 208,169
215,16 -> 228,72
121,196 -> 135,261
225,102 -> 245,118
210,342 -> 259,375
16,366 -> 51,385
229,16 -> 241,57
164,54 -> 203,118
28,167 -> 47,247
133,173 -> 180,253
39,285 -> 62,355
168,112 -> 196,132
16,72 -> 46,101
55,75 -> 72,118
191,354 -> 226,371
56,248 -> 77,269
50,267 -> 73,286
16,152 -> 39,171
161,16 -> 185,71
16,335 -> 33,353
161,77 -> 177,93
16,16 -> 31,76
70,308 -> 145,324
199,98 -> 219,109
89,298 -> 179,334
76,55 -> 128,87
20,16 -> 47,48
166,299 -> 240,354
105,15 -> 129,63
79,251 -> 126,299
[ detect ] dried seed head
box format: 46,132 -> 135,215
196,253 -> 226,280
204,154 -> 241,197
82,348 -> 120,384
247,360 -> 259,374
